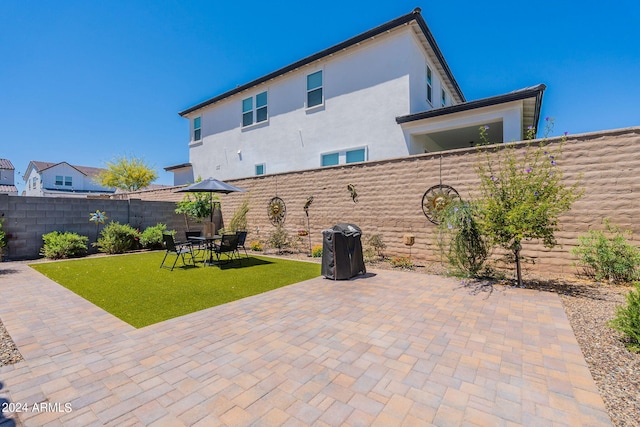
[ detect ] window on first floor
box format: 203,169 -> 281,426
321,147 -> 367,167
242,91 -> 268,127
307,70 -> 323,108
255,164 -> 265,175
321,152 -> 339,167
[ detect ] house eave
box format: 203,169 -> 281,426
396,84 -> 546,129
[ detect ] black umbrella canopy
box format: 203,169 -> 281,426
176,178 -> 247,194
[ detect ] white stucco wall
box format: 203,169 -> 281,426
186,27 -> 434,181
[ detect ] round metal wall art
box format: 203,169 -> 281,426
421,184 -> 461,224
267,197 -> 287,225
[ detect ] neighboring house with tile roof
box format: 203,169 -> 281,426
0,159 -> 19,195
23,161 -> 116,198
174,7 -> 545,182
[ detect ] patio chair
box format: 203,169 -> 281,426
185,230 -> 206,262
160,233 -> 196,271
234,231 -> 249,261
212,233 -> 240,266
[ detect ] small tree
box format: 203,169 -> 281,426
227,196 -> 250,232
475,121 -> 582,286
95,155 -> 158,192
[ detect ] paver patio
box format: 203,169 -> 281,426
0,262 -> 611,426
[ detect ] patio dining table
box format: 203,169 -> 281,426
187,235 -> 221,266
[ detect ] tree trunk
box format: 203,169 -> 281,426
514,241 -> 523,287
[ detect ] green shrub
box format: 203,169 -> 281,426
0,218 -> 6,254
311,244 -> 323,258
437,202 -> 490,277
608,283 -> 640,352
41,231 -> 89,259
267,225 -> 291,253
228,197 -> 250,232
249,240 -> 263,251
571,219 -> 640,283
95,222 -> 141,254
366,234 -> 386,259
389,255 -> 414,270
139,224 -> 170,249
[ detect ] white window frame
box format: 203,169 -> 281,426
426,65 -> 433,105
255,163 -> 266,176
306,70 -> 323,109
55,175 -> 63,186
321,146 -> 368,167
65,176 -> 72,186
242,91 -> 268,127
441,88 -> 447,107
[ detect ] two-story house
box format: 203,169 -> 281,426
174,8 -> 544,182
23,161 -> 116,198
0,159 -> 18,195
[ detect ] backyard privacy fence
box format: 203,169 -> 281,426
0,196 -> 187,260
3,127 -> 640,274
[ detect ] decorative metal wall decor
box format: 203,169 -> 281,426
347,184 -> 358,203
421,184 -> 460,224
267,196 -> 287,225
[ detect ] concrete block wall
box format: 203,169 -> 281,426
20,126 -> 639,274
0,196 -> 187,260
216,127 -> 639,275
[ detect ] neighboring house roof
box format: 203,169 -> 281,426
26,161 -> 105,179
0,184 -> 18,194
0,159 -> 15,170
179,7 -> 464,117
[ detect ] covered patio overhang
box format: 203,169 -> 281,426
396,84 -> 545,154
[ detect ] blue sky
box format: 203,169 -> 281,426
2,0 -> 638,193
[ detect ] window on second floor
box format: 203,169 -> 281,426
32,177 -> 37,189
441,88 -> 447,107
242,91 -> 268,127
255,164 -> 265,176
321,147 -> 367,167
307,70 -> 323,108
193,117 -> 201,141
426,65 -> 433,104
55,175 -> 63,185
65,176 -> 72,186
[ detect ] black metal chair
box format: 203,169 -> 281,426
185,231 -> 206,263
212,233 -> 240,266
160,233 -> 196,271
234,231 -> 249,261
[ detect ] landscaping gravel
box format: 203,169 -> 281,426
1,255 -> 638,425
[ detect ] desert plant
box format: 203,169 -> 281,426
249,240 -> 263,251
475,120 -> 582,286
437,201 -> 490,277
139,223 -> 171,249
0,218 -> 6,257
571,219 -> 640,283
228,197 -> 250,232
311,244 -> 323,258
41,231 -> 89,259
95,221 -> 141,254
366,234 -> 386,259
608,283 -> 640,352
267,225 -> 291,253
389,255 -> 414,270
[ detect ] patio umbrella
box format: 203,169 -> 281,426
176,178 -> 247,223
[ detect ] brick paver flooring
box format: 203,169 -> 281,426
0,262 -> 611,426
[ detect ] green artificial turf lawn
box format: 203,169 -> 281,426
31,252 -> 320,328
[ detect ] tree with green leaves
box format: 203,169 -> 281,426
475,120 -> 582,286
95,155 -> 158,192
